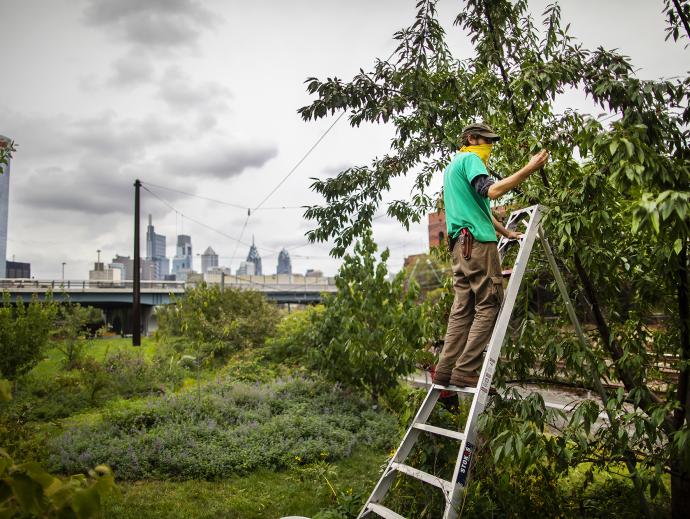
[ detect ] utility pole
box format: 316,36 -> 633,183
133,179 -> 141,346
61,262 -> 66,282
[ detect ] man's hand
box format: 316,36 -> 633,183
505,230 -> 523,240
525,149 -> 549,173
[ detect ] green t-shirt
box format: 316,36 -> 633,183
443,151 -> 497,242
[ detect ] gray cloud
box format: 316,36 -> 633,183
164,142 -> 279,179
83,0 -> 215,49
68,112 -> 177,159
108,54 -> 155,86
157,67 -> 231,111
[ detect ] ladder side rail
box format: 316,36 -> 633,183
444,206 -> 544,519
357,387 -> 441,518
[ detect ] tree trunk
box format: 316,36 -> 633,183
671,457 -> 690,519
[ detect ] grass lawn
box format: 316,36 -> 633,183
103,448 -> 386,519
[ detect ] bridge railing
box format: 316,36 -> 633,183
0,279 -> 187,291
0,277 -> 337,292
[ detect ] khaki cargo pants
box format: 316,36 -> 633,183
435,236 -> 504,379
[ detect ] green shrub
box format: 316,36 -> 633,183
156,284 -> 280,361
48,378 -> 396,480
0,294 -> 57,380
9,349 -> 185,422
265,305 -> 325,364
310,232 -> 427,403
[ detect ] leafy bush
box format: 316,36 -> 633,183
265,305 -> 325,364
156,284 -> 280,361
48,378 -> 396,480
0,294 -> 57,380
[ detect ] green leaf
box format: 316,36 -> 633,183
0,379 -> 11,401
674,239 -> 683,255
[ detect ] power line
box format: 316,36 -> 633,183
253,111 -> 346,211
140,181 -> 248,210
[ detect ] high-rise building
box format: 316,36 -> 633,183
277,248 -> 292,275
145,214 -> 169,279
246,236 -> 262,275
201,246 -> 218,274
172,235 -> 192,277
0,135 -> 12,278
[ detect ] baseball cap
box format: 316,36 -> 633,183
461,122 -> 501,142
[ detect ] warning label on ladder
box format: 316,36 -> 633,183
457,442 -> 475,486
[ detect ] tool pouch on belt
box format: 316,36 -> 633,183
460,228 -> 473,260
447,228 -> 474,259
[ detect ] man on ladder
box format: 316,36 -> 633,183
432,122 -> 549,389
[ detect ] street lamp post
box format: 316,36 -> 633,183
61,262 -> 66,281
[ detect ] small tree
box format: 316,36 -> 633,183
53,304 -> 104,369
0,294 -> 57,380
312,231 -> 427,403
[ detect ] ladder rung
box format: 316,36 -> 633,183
367,502 -> 407,519
390,462 -> 453,494
432,383 -> 476,395
412,422 -> 465,441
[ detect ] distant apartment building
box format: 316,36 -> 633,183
305,269 -> 323,278
0,135 -> 12,278
145,214 -> 169,280
236,261 -> 255,276
277,248 -> 292,275
245,237 -> 262,275
201,246 -> 218,274
6,261 -> 30,278
112,254 -> 133,280
172,235 -> 192,277
111,254 -> 154,280
89,260 -> 122,282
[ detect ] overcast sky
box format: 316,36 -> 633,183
1,0 -> 687,279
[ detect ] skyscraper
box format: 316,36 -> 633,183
201,246 -> 218,274
145,214 -> 169,280
0,135 -> 12,278
246,236 -> 262,275
172,235 -> 193,276
277,248 -> 292,275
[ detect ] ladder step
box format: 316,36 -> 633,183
390,462 -> 453,494
412,422 -> 465,441
432,383 -> 476,395
367,503 -> 407,519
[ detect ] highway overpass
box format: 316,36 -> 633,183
1,276 -> 337,335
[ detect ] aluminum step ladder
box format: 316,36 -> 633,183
358,204 -> 579,519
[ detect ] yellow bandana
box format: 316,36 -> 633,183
460,144 -> 493,165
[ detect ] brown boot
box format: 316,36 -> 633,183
450,373 -> 479,387
432,369 -> 451,386
450,373 -> 497,395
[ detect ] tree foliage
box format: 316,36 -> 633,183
300,0 -> 690,514
155,284 -> 280,361
0,294 -> 57,380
